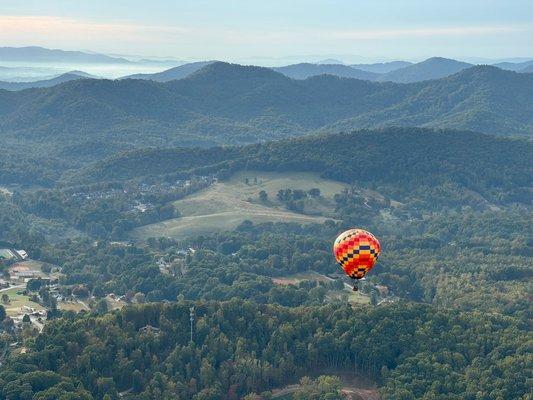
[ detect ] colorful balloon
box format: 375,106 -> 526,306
333,229 -> 380,280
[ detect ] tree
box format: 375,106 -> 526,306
2,293 -> 9,304
293,376 -> 343,400
72,285 -> 90,298
22,314 -> 31,323
259,191 -> 268,202
27,278 -> 45,292
132,369 -> 143,393
2,316 -> 14,332
133,292 -> 146,304
96,299 -> 109,314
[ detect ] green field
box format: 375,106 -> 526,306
0,249 -> 15,260
272,271 -> 370,305
132,171 -> 348,240
271,271 -> 333,285
58,301 -> 89,312
1,287 -> 44,317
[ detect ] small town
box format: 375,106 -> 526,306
0,245 -> 126,335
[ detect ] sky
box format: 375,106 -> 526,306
0,0 -> 532,64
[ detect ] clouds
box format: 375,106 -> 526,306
0,9 -> 531,61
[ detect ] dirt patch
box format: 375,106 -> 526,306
271,369 -> 379,399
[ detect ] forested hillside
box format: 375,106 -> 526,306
0,300 -> 529,400
1,63 -> 532,186
70,128 -> 533,207
2,63 -> 531,145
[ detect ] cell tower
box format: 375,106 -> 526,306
189,306 -> 195,343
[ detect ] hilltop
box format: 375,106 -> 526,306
120,61 -> 215,81
376,57 -> 473,82
272,63 -> 379,80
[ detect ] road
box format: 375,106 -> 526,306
0,284 -> 25,293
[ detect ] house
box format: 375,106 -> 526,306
139,325 -> 161,334
16,250 -> 28,260
8,264 -> 42,282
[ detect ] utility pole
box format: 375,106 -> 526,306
189,306 -> 195,343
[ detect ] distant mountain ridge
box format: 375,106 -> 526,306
0,46 -> 133,64
350,61 -> 413,73
119,57 -> 508,84
120,61 -> 215,81
0,71 -> 94,91
272,63 -> 380,80
492,60 -> 533,71
0,62 -> 531,150
376,57 -> 473,83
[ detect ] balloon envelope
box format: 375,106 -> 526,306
333,229 -> 380,279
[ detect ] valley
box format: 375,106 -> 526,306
0,28 -> 531,398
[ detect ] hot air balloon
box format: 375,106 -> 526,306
333,228 -> 380,291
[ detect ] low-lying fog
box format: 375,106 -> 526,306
0,62 -> 174,81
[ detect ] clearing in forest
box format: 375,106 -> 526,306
272,271 -> 370,305
132,171 -> 348,240
1,287 -> 44,317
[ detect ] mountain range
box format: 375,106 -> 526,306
3,56 -> 532,91
1,63 -> 531,154
118,57 -> 475,83
492,60 -> 533,71
0,71 -> 94,91
0,61 -> 531,186
130,57 -> 532,84
0,46 -> 134,64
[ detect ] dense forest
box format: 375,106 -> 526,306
0,301 -> 529,399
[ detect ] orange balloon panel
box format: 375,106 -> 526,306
333,229 -> 380,279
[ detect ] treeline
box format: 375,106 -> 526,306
0,300 -> 529,400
